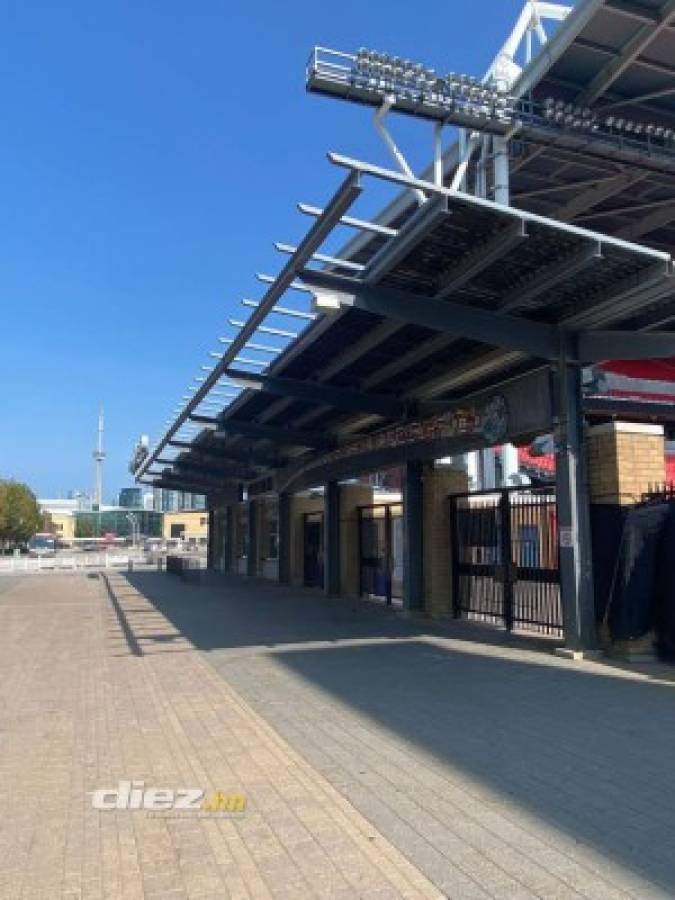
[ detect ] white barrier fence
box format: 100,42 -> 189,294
0,553 -> 207,576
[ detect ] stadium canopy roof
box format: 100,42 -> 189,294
512,0 -> 675,247
135,0 -> 675,494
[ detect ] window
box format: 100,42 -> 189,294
200,517 -> 207,527
170,523 -> 185,539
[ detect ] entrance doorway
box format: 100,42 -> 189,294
450,487 -> 562,635
303,512 -> 324,588
358,503 -> 403,605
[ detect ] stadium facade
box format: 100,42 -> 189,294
132,0 -> 675,651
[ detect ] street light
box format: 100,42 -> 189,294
125,513 -> 138,549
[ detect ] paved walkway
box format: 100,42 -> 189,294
3,573 -> 675,899
127,572 -> 675,900
0,574 -> 440,899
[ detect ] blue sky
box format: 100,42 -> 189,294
0,0 -> 531,500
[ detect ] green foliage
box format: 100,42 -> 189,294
0,480 -> 45,546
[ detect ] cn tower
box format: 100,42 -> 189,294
93,408 -> 106,508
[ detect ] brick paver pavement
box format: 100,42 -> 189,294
122,571 -> 675,900
0,574 -> 442,899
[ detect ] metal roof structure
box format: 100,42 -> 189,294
134,0 -> 675,495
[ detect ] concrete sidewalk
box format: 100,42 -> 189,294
0,574 -> 440,899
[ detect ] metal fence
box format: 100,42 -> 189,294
0,552 -> 207,576
450,486 -> 562,636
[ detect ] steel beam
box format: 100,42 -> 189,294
499,243 -> 603,311
169,459 -> 257,481
209,418 -> 336,450
300,269 -> 560,359
363,196 -> 449,285
241,299 -> 315,321
577,329 -> 675,361
555,173 -> 648,222
298,203 -> 398,237
222,367 -> 405,418
576,0 -> 675,105
168,440 -> 285,468
617,205 -> 675,241
435,220 -> 528,299
327,153 -> 671,261
274,242 -> 364,272
135,168 -> 361,478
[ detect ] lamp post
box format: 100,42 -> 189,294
125,513 -> 138,550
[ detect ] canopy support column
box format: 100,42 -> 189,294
555,360 -> 597,651
247,499 -> 257,578
403,461 -> 425,612
324,481 -> 341,596
278,493 -> 291,585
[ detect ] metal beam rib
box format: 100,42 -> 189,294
135,170 -> 362,478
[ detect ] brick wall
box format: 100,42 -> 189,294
587,422 -> 665,506
423,466 -> 469,617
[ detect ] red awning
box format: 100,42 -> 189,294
601,360 -> 675,382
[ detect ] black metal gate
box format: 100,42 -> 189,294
450,487 -> 562,635
303,512 -> 324,588
358,503 -> 403,604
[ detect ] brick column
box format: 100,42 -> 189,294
423,465 -> 469,617
339,483 -> 374,598
587,422 -> 665,505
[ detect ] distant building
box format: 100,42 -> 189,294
74,509 -> 162,539
118,487 -> 143,509
153,489 -> 206,512
163,510 -> 208,547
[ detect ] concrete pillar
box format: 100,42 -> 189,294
324,481 -> 340,596
403,461 -> 424,611
424,466 -> 469,617
587,422 -> 665,505
555,364 -> 596,651
246,499 -> 257,577
278,493 -> 291,585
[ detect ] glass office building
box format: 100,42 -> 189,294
118,487 -> 143,509
74,510 -> 162,539
153,489 -> 206,512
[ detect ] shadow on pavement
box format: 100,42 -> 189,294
116,570 -> 675,894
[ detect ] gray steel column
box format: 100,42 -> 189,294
224,506 -> 233,573
278,493 -> 291,585
324,481 -> 341,596
247,500 -> 257,577
206,508 -> 215,570
403,461 -> 424,611
555,362 -> 596,650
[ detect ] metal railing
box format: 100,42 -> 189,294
0,552 -> 207,576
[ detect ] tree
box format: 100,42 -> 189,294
0,480 -> 45,547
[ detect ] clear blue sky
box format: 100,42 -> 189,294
0,0 -> 530,500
